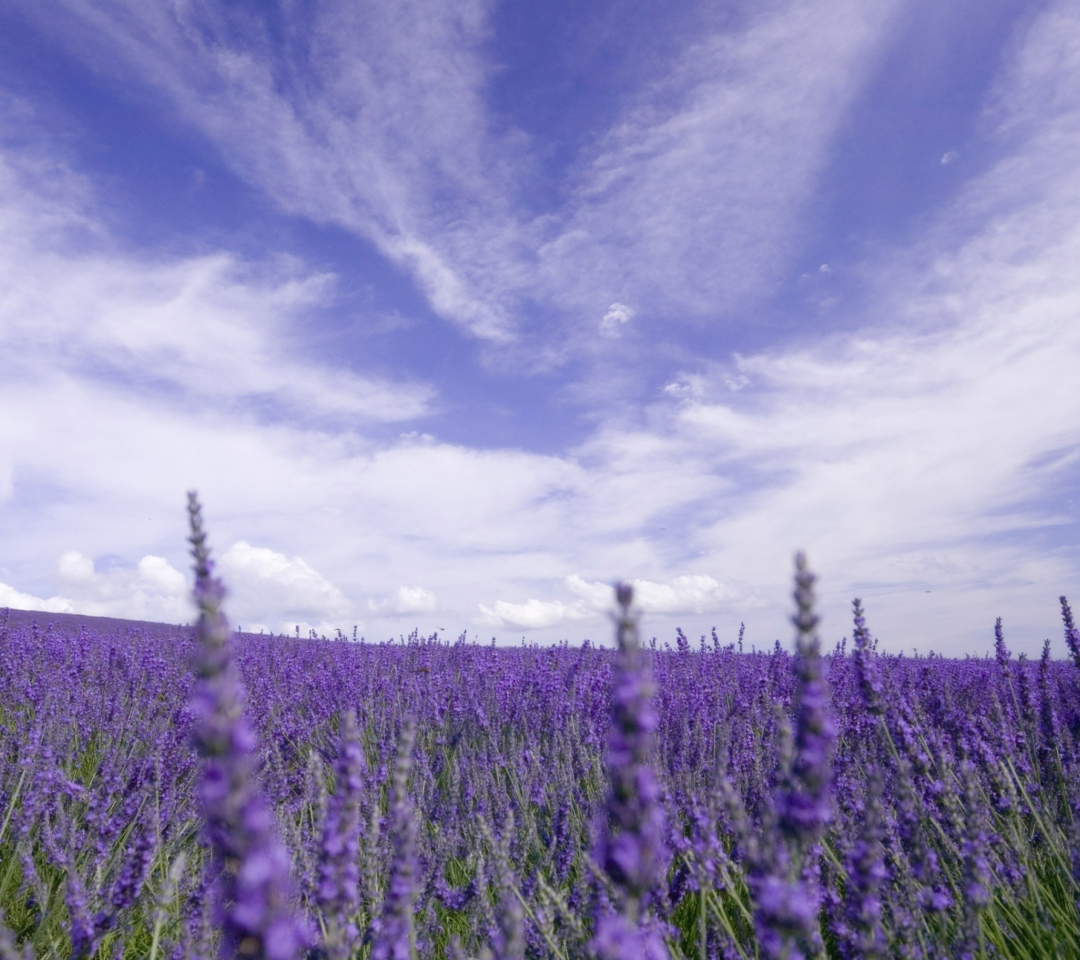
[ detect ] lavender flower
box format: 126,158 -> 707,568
994,617 -> 1010,667
958,762 -> 991,957
186,492 -> 309,960
1061,596 -> 1080,668
316,709 -> 366,960
370,718 -> 418,960
591,582 -> 670,960
777,554 -> 835,846
110,819 -> 157,914
484,813 -> 525,960
749,553 -> 834,960
851,599 -> 884,716
66,869 -> 111,960
1038,638 -> 1064,799
838,772 -> 888,959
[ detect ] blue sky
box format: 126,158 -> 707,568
0,0 -> 1077,654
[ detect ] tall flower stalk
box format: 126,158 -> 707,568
750,553 -> 835,960
316,710 -> 366,960
187,492 -> 308,960
591,583 -> 670,960
370,718 -> 419,960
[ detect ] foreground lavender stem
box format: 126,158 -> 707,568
778,553 -> 835,848
187,492 -> 308,960
591,583 -> 670,960
371,718 -> 418,960
316,710 -> 366,960
751,553 -> 834,960
838,772 -> 887,959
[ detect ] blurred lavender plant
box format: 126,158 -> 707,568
370,718 -> 419,960
315,710 -> 365,960
749,553 -> 834,960
187,492 -> 309,960
591,582 -> 670,960
835,772 -> 888,959
0,912 -> 30,960
777,554 -> 835,848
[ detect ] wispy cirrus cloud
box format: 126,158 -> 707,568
10,0 -> 901,351
1,0 -> 1077,658
536,0 -> 901,327
0,129 -> 432,425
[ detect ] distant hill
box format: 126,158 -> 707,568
0,606 -> 194,640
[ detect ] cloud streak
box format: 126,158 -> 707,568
10,0 -> 902,349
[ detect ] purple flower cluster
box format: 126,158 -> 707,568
4,507 -> 1080,959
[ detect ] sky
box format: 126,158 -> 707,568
0,0 -> 1077,655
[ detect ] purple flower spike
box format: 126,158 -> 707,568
750,554 -> 834,960
851,599 -> 884,716
371,718 -> 419,960
591,583 -> 670,960
778,554 -> 835,846
994,617 -> 1011,667
1060,597 -> 1080,668
186,492 -> 309,960
838,772 -> 888,959
317,710 -> 366,960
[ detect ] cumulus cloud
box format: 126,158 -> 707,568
0,582 -> 74,614
566,573 -> 757,615
599,302 -> 633,338
218,541 -> 351,621
2,551 -> 189,622
56,550 -> 94,584
476,598 -> 590,631
478,573 -> 757,632
367,586 -> 438,615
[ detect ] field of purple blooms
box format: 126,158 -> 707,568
1,495 -> 1079,959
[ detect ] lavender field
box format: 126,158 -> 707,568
1,497 -> 1079,959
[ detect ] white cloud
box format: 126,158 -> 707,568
476,598 -> 590,631
536,0 -> 901,326
567,573 -> 758,616
940,150 -> 959,165
7,0 -> 517,341
56,550 -> 95,584
0,129 -> 432,426
478,573 -> 759,632
8,0 -> 903,348
0,1 -> 1077,658
219,541 -> 351,621
368,586 -> 438,615
0,582 -> 74,614
599,302 -> 633,338
2,552 -> 189,622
